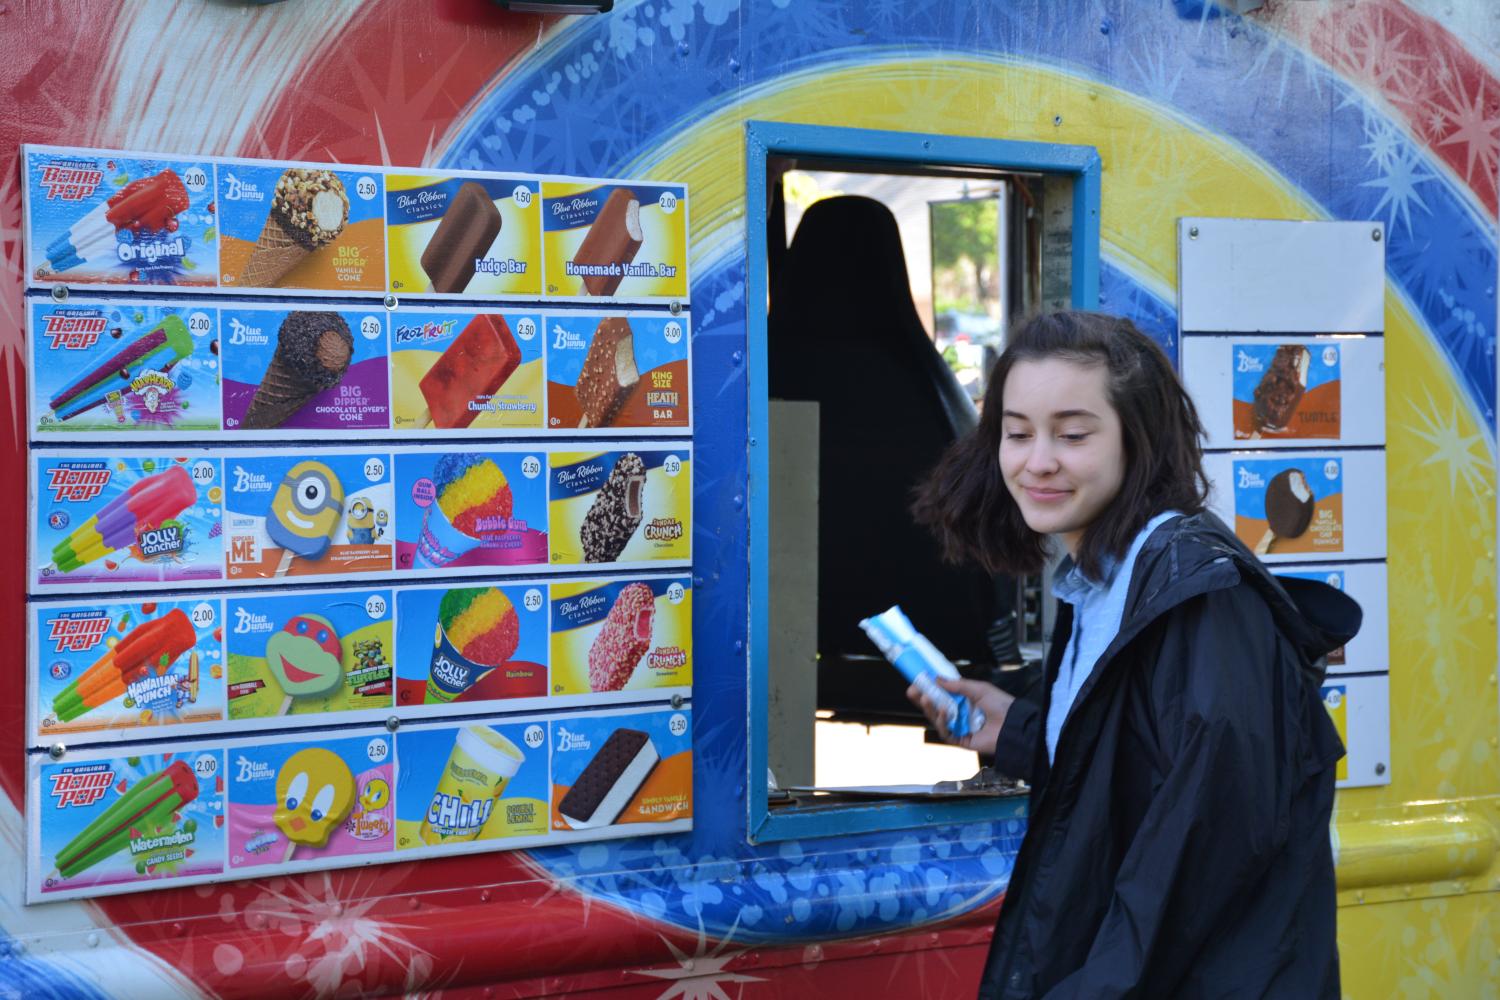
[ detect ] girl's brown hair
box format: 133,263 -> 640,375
912,311 -> 1209,579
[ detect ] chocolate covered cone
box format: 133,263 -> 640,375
243,312 -> 354,429
238,213 -> 310,288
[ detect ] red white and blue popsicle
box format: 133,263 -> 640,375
45,169 -> 190,274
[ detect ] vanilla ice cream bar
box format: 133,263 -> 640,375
571,189 -> 642,296
1252,345 -> 1311,433
575,317 -> 639,428
422,182 -> 503,294
580,453 -> 646,563
558,728 -> 658,828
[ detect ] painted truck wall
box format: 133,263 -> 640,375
0,1 -> 1497,997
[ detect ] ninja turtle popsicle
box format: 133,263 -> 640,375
265,613 -> 344,715
268,460 -> 344,576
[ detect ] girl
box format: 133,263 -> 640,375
910,311 -> 1357,999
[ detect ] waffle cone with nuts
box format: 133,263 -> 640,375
237,169 -> 350,288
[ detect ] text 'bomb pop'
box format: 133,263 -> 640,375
49,315 -> 194,423
53,760 -> 197,879
268,460 -> 345,575
46,170 -> 190,275
415,455 -> 513,569
587,583 -> 655,693
51,464 -> 197,575
52,608 -> 197,723
265,613 -> 344,716
274,747 -> 356,862
419,314 -> 521,429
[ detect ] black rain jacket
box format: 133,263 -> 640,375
979,512 -> 1360,1000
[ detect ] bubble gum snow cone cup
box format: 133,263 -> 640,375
414,454 -> 514,569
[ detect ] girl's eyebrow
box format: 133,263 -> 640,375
1002,408 -> 1101,420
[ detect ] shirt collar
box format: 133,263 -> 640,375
1052,550 -> 1122,603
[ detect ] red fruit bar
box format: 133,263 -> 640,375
420,314 -> 521,429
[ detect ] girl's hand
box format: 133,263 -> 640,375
906,677 -> 1014,753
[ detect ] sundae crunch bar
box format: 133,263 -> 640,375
422,182 -> 503,294
1252,345 -> 1310,433
571,189 -> 643,296
580,453 -> 646,563
575,317 -> 639,427
587,582 -> 656,692
558,728 -> 658,828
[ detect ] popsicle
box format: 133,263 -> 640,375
53,760 -> 197,879
570,188 -> 642,296
421,182 -> 502,294
267,461 -> 345,575
263,613 -> 344,715
1254,468 -> 1315,556
587,582 -> 655,692
274,747 -> 356,862
575,317 -> 638,428
46,170 -> 190,274
50,316 -> 194,422
51,465 -> 197,574
52,609 -> 196,722
419,314 -> 521,428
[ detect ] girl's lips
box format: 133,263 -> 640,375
1023,487 -> 1072,503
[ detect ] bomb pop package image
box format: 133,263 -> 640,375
33,455 -> 223,591
32,597 -> 224,741
220,306 -> 390,432
227,732 -> 393,870
546,313 -> 690,430
24,146 -> 218,289
223,452 -> 393,580
394,583 -> 547,709
550,578 -> 691,698
389,309 -> 543,431
386,173 -> 542,298
550,708 -> 692,834
548,449 -> 691,567
29,300 -> 220,437
395,720 -> 549,852
217,162 -> 385,292
226,589 -> 393,721
542,181 -> 689,302
31,749 -> 226,901
394,450 -> 549,572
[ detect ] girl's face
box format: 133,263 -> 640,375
998,357 -> 1126,555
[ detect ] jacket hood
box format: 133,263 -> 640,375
1126,511 -> 1362,683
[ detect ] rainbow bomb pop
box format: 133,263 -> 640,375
859,605 -> 986,740
46,170 -> 190,274
267,461 -> 345,576
274,747 -> 355,862
50,465 -> 197,575
264,613 -> 344,716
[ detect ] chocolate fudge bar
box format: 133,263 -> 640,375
421,181 -> 503,294
1252,345 -> 1311,433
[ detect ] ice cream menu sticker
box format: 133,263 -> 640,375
395,721 -> 550,850
392,450 -> 550,572
542,181 -> 689,302
548,449 -> 692,567
550,708 -> 692,830
546,312 -> 691,430
389,309 -> 544,431
550,577 -> 692,696
1232,342 -> 1341,440
222,452 -> 394,580
33,750 -> 226,900
33,455 -> 224,590
29,300 -> 221,436
217,163 -> 385,292
24,149 -> 218,288
385,173 -> 543,298
1232,456 -> 1344,556
393,584 -> 548,708
220,305 -> 390,432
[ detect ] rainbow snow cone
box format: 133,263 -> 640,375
415,454 -> 514,569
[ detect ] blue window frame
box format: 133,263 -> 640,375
745,120 -> 1101,842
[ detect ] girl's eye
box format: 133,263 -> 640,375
1004,431 -> 1031,441
1060,431 -> 1090,443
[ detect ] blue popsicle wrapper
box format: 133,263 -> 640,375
859,605 -> 985,740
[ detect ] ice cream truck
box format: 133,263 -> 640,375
1,1 -> 1497,996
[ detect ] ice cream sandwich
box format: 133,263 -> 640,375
558,728 -> 658,828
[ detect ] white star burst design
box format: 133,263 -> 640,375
1406,388 -> 1490,500
1359,143 -> 1435,235
1430,66 -> 1500,188
631,917 -> 765,1000
1332,7 -> 1426,111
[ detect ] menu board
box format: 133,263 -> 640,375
21,145 -> 695,902
1179,218 -> 1389,789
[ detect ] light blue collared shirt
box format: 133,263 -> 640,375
1045,510 -> 1181,764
